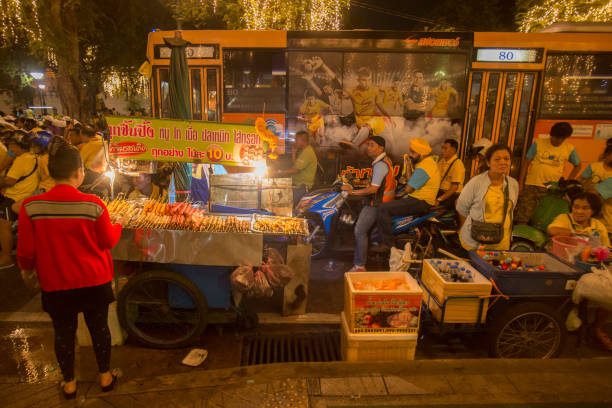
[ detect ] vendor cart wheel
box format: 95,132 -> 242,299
306,215 -> 328,259
489,302 -> 566,359
510,239 -> 535,252
118,270 -> 208,349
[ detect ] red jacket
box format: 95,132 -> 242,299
17,184 -> 122,292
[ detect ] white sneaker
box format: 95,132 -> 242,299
347,265 -> 366,272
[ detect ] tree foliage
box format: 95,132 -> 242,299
517,0 -> 612,32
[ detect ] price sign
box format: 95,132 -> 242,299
475,48 -> 543,63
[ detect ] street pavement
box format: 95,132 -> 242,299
1,261 -> 612,407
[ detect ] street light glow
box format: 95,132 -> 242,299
38,84 -> 46,89
30,72 -> 44,79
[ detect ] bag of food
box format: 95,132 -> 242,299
264,247 -> 284,265
230,264 -> 255,293
262,263 -> 295,287
572,265 -> 612,311
249,269 -> 274,298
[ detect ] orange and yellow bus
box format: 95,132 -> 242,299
146,28 -> 612,178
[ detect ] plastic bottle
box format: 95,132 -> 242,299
590,230 -> 601,249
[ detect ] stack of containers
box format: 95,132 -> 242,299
342,272 -> 422,361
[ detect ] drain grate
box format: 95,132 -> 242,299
241,331 -> 341,365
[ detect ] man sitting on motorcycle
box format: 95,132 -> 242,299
375,138 -> 441,252
342,136 -> 395,272
435,138 -> 465,210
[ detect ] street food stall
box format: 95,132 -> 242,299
105,115 -> 311,348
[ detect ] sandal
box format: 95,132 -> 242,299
594,331 -> 612,352
101,369 -> 119,392
59,380 -> 77,400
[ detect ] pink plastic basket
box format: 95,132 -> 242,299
551,236 -> 589,261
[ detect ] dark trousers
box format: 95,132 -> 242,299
437,190 -> 459,211
377,196 -> 430,245
49,306 -> 111,381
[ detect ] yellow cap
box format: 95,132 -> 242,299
409,138 -> 432,156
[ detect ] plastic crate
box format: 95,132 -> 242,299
421,259 -> 492,324
340,312 -> 417,362
468,251 -> 585,296
344,272 -> 422,334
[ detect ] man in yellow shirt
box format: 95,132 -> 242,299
299,90 -> 333,144
340,67 -> 392,149
376,138 -> 440,250
430,78 -> 458,117
517,122 -> 582,224
78,125 -> 107,193
0,132 -> 39,268
435,138 -> 465,210
272,131 -> 318,206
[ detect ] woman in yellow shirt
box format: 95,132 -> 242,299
31,131 -> 55,193
548,191 -> 612,352
547,191 -> 610,247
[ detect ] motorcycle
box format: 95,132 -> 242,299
295,174 -> 458,259
511,178 -> 583,251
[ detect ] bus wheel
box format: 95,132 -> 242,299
118,270 -> 208,349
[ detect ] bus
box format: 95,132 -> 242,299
146,27 -> 612,180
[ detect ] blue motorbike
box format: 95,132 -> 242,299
295,176 -> 458,259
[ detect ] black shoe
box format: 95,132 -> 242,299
101,371 -> 119,392
60,381 -> 77,400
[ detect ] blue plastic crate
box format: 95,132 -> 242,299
468,251 -> 585,296
167,264 -> 232,309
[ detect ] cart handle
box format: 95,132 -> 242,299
477,277 -> 509,310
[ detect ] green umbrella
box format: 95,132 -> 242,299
164,31 -> 192,202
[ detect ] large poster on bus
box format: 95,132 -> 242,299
287,50 -> 468,160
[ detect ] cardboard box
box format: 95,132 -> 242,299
344,272 -> 422,334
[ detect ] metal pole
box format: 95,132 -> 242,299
176,0 -> 183,29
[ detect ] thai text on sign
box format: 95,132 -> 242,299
105,116 -> 268,166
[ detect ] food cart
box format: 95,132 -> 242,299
105,116 -> 311,348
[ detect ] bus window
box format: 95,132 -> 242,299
464,72 -> 483,156
223,49 -> 286,114
511,73 -> 536,179
541,53 -> 612,119
481,73 -> 500,140
498,73 -> 517,146
207,68 -> 219,121
159,68 -> 170,118
191,69 -> 203,120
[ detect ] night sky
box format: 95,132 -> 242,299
348,0 -> 430,30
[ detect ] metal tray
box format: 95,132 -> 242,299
251,214 -> 309,236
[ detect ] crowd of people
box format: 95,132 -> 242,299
338,121 -> 612,350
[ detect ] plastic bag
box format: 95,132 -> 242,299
264,247 -> 284,265
230,264 -> 255,293
249,269 -> 274,298
572,265 -> 612,311
565,306 -> 582,332
261,263 -> 295,287
389,242 -> 412,272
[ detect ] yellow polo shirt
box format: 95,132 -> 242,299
548,213 -> 610,247
409,156 -> 441,206
438,154 -> 465,193
525,138 -> 580,188
581,161 -> 612,233
5,152 -> 39,202
80,135 -> 105,172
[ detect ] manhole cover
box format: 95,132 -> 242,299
241,331 -> 341,365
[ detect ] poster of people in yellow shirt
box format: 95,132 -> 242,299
287,44 -> 468,161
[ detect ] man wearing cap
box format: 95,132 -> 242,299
376,137 -> 440,251
342,136 -> 395,272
